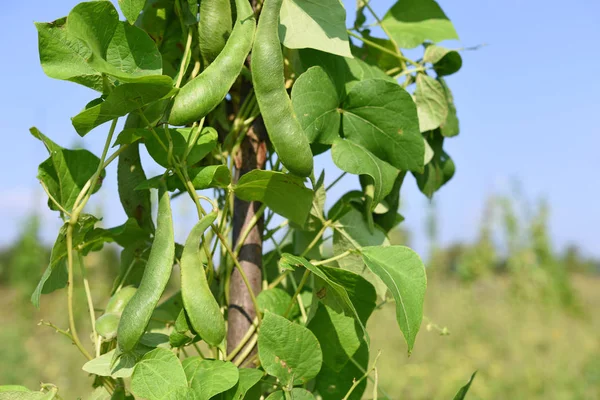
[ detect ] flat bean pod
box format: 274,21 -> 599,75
169,0 -> 255,126
117,185 -> 175,353
251,0 -> 313,177
180,211 -> 225,346
199,0 -> 233,66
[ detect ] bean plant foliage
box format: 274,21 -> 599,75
5,0 -> 476,398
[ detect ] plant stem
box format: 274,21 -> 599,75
78,253 -> 98,356
348,353 -> 391,399
226,318 -> 258,361
233,334 -> 258,367
342,350 -> 382,400
66,225 -> 92,361
312,250 -> 352,266
175,29 -> 193,88
283,269 -> 310,318
39,181 -> 70,216
347,30 -> 418,69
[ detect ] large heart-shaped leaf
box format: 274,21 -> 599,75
361,245 -> 427,353
182,359 -> 239,400
131,348 -> 189,400
258,311 -> 322,386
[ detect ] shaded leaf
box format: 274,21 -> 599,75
215,368 -> 264,400
415,73 -> 448,132
265,388 -> 315,399
331,138 -> 399,210
332,207 -> 389,299
257,288 -> 298,318
413,130 -> 455,198
423,45 -> 462,76
439,78 -> 459,137
72,76 -> 174,136
234,171 -> 313,226
143,126 -> 217,168
31,127 -> 103,212
315,341 -> 368,400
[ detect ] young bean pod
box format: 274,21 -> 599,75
251,0 -> 314,177
199,0 -> 233,66
169,0 -> 255,126
96,287 -> 137,341
180,211 -> 225,346
117,185 -> 175,353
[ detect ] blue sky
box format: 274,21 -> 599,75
0,0 -> 598,258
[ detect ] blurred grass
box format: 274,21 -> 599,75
367,275 -> 600,400
1,274 -> 598,399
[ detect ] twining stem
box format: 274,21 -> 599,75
40,181 -> 70,216
348,353 -> 391,399
182,118 -> 205,161
342,350 -> 382,400
283,269 -> 310,318
175,28 -> 194,88
66,225 -> 92,361
78,253 -> 98,356
233,334 -> 258,367
233,203 -> 267,256
226,317 -> 258,361
312,250 -> 352,266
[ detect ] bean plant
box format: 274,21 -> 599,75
4,0 -> 476,398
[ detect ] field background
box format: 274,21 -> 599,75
1,194 -> 598,399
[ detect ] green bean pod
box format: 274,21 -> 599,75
251,0 -> 313,177
105,286 -> 138,314
96,313 -> 120,341
117,185 -> 175,353
199,0 -> 233,66
169,0 -> 255,126
180,211 -> 225,346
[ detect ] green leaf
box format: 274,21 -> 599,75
0,386 -> 31,393
119,0 -> 147,24
143,126 -> 217,168
152,165 -> 231,192
291,66 -> 341,145
342,79 -> 424,172
351,30 -> 398,73
308,266 -> 376,371
31,127 -> 103,212
279,0 -> 351,57
258,311 -> 323,386
373,172 -> 406,233
114,128 -> 145,146
413,130 -> 455,198
86,387 -> 111,400
215,368 -> 264,400
82,349 -> 141,379
35,18 -> 103,91
439,78 -> 459,137
234,171 -> 313,226
332,207 -> 389,299
0,386 -> 59,400
279,254 -> 369,345
84,218 -> 151,250
67,1 -> 163,80
415,73 -> 448,132
423,45 -> 462,76
381,0 -> 459,49
131,348 -> 188,400
453,371 -> 477,400
182,359 -> 239,400
265,388 -> 315,400
315,341 -> 368,400
72,76 -> 174,136
361,245 -> 427,353
331,139 -> 399,210
257,288 -> 298,318
31,215 -> 98,307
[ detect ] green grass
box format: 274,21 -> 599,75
367,275 -> 600,399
